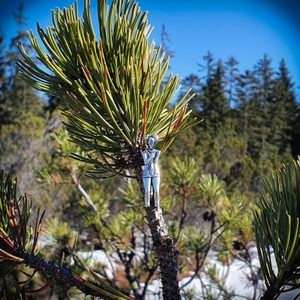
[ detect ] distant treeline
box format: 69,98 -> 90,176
169,52 -> 300,193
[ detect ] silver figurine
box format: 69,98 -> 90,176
141,134 -> 161,207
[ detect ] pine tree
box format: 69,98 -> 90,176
225,55 -> 239,107
235,69 -> 256,136
246,55 -> 274,161
17,0 -> 198,298
184,52 -> 229,133
200,59 -> 229,133
255,158 -> 300,299
271,59 -> 297,155
200,51 -> 215,80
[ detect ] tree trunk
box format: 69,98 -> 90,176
135,166 -> 180,300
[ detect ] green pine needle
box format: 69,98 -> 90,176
17,0 -> 199,178
254,157 -> 300,295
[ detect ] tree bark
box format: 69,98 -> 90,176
135,166 -> 180,300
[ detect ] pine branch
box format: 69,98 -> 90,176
0,171 -> 132,300
254,158 -> 300,300
17,0 -> 198,179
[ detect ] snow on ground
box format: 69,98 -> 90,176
76,248 -> 261,298
76,248 -> 299,299
77,249 -> 116,279
177,248 -> 263,300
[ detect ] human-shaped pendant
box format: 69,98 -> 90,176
141,134 -> 160,207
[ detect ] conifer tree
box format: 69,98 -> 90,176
186,53 -> 228,134
235,69 -> 255,136
200,60 -> 228,134
201,51 -> 215,80
245,55 -> 274,162
225,55 -> 239,107
255,158 -> 300,299
16,0 -> 197,298
271,59 -> 297,155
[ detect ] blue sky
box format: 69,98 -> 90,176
1,0 -> 300,93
